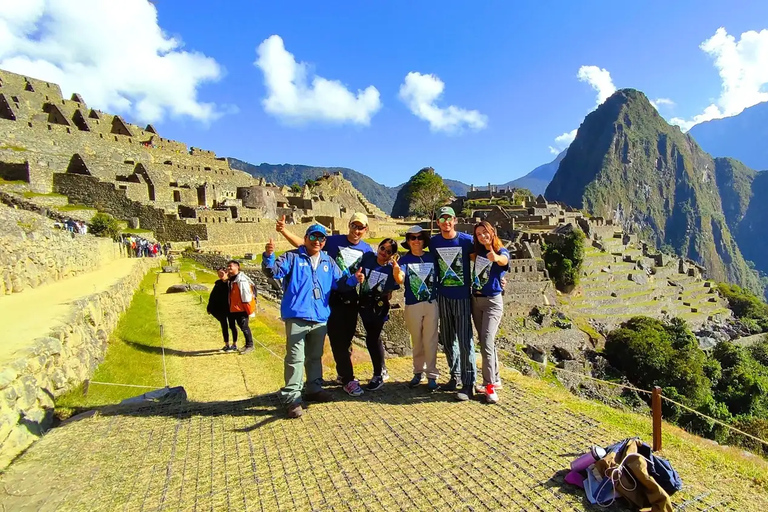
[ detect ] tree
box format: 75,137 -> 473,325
89,212 -> 121,239
542,228 -> 585,290
290,183 -> 301,193
406,167 -> 453,222
304,179 -> 317,188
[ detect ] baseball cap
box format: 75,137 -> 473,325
437,206 -> 456,218
305,224 -> 328,237
348,212 -> 369,227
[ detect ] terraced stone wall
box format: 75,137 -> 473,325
0,258 -> 158,469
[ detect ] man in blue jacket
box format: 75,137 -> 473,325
262,224 -> 362,418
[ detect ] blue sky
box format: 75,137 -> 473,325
2,1 -> 768,186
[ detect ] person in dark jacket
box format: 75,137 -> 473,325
207,268 -> 238,352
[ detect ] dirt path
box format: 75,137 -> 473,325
0,258 -> 142,365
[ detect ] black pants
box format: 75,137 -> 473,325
218,315 -> 238,345
327,296 -> 359,385
360,304 -> 389,377
230,312 -> 253,348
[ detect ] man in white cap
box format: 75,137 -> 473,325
276,212 -> 373,397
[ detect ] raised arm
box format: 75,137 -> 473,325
262,238 -> 292,280
276,215 -> 303,249
392,259 -> 405,285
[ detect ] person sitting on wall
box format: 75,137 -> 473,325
262,225 -> 361,418
275,212 -> 373,398
207,267 -> 239,352
227,260 -> 257,354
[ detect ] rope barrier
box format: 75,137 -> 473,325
153,270 -> 169,388
502,348 -> 768,448
89,381 -> 163,390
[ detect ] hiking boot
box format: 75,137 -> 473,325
343,380 -> 364,397
240,345 -> 254,354
408,373 -> 423,388
486,384 -> 499,404
456,386 -> 474,401
366,376 -> 384,391
382,368 -> 390,381
304,390 -> 333,403
427,378 -> 438,391
287,402 -> 303,419
439,377 -> 458,392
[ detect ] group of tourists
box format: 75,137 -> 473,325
122,235 -> 168,258
53,217 -> 88,235
259,208 -> 510,419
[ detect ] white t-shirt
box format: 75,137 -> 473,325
310,252 -> 321,270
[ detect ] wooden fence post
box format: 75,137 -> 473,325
652,386 -> 662,451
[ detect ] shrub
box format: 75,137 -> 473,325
717,282 -> 768,332
543,228 -> 585,289
89,213 -> 121,239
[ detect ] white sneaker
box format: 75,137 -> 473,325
475,384 -> 487,394
494,380 -> 503,390
485,384 -> 499,404
382,368 -> 390,381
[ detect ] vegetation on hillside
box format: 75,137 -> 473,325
604,316 -> 768,456
542,228 -> 585,289
392,167 -> 453,218
718,282 -> 768,333
89,212 -> 121,239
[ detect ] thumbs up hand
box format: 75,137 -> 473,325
265,237 -> 275,256
355,266 -> 365,284
276,215 -> 286,233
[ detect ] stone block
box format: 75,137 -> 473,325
523,345 -> 548,364
50,369 -> 68,390
0,409 -> 20,444
14,376 -> 38,411
33,336 -> 63,357
0,368 -> 18,390
0,424 -> 37,469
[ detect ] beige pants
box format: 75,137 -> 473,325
404,301 -> 440,379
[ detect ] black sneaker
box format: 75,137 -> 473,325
220,345 -> 231,352
240,345 -> 254,354
440,377 -> 458,391
408,373 -> 423,388
366,376 -> 384,391
230,344 -> 238,352
456,386 -> 474,401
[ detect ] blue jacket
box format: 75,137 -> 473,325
262,247 -> 357,323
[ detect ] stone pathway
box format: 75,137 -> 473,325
0,258 -> 143,365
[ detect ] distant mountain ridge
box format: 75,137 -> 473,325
688,101 -> 768,171
546,88 -> 765,297
228,157 -> 563,215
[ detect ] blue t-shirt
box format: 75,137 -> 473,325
430,232 -> 474,300
472,247 -> 510,297
398,251 -> 437,305
358,252 -> 400,296
323,235 -> 373,293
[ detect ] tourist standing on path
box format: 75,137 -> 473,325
430,206 -> 477,401
226,260 -> 256,354
357,239 -> 401,391
262,225 -> 361,418
276,212 -> 373,397
394,226 -> 440,390
207,268 -> 239,352
470,221 -> 509,404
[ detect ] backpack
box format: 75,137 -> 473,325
637,442 -> 683,495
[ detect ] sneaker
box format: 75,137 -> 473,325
304,390 -> 333,403
366,376 -> 384,391
230,344 -> 238,352
475,383 -> 486,394
335,375 -> 344,385
486,384 -> 499,404
427,378 -> 438,391
287,402 -> 303,419
220,344 -> 231,352
240,345 -> 254,354
408,373 -> 423,388
343,380 -> 364,397
382,368 -> 390,381
456,387 -> 473,401
440,377 -> 459,392
494,380 -> 503,390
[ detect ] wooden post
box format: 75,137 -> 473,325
652,386 -> 662,451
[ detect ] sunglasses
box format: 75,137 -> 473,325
350,223 -> 366,231
308,233 -> 326,242
438,216 -> 454,223
406,235 -> 425,241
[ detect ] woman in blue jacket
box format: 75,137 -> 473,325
262,224 -> 359,418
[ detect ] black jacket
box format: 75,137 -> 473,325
207,280 -> 230,320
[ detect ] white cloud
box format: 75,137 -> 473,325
398,72 -> 487,133
650,98 -> 675,109
0,0 -> 225,124
549,129 -> 576,155
670,27 -> 768,131
549,65 -> 617,152
255,35 -> 381,126
577,65 -> 617,106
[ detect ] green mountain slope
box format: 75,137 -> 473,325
546,89 -> 764,296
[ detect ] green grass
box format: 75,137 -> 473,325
56,271 -> 165,414
0,178 -> 27,185
0,143 -> 26,152
22,191 -> 66,199
57,204 -> 96,212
